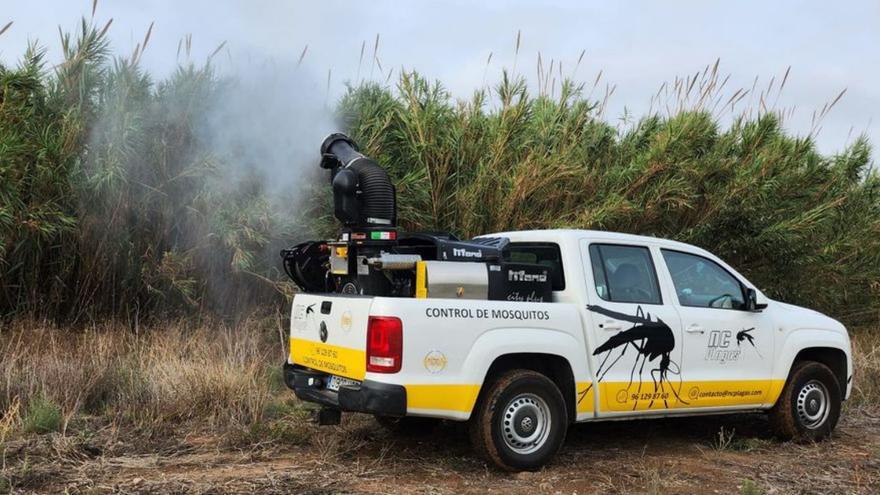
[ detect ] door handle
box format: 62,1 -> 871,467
600,321 -> 623,331
686,324 -> 705,334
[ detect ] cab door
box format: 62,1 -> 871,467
655,249 -> 775,409
580,241 -> 690,414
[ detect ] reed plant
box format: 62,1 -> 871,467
1,16 -> 877,325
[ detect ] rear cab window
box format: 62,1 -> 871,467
588,244 -> 662,304
505,242 -> 566,290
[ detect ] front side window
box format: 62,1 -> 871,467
661,249 -> 745,309
589,244 -> 662,304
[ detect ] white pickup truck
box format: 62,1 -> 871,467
283,229 -> 852,471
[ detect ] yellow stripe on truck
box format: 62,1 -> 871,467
289,338 -> 366,380
402,380 -> 782,415
597,379 -> 786,412
576,381 -> 595,413
405,384 -> 481,412
408,383 -> 597,414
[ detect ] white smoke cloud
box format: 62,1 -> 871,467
201,60 -> 337,195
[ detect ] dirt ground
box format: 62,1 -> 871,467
5,407 -> 879,495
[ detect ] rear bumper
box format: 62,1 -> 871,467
283,363 -> 407,417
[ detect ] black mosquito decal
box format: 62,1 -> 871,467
736,327 -> 755,346
736,327 -> 762,358
578,305 -> 688,410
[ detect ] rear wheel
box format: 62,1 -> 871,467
770,361 -> 841,441
374,415 -> 439,436
469,369 -> 568,471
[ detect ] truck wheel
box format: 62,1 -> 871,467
374,415 -> 438,436
770,361 -> 841,441
469,369 -> 568,471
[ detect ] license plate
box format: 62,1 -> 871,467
326,375 -> 359,392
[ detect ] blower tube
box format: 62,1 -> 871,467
320,133 -> 396,228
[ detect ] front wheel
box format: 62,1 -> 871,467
770,361 -> 842,441
469,369 -> 568,471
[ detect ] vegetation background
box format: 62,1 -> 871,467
0,14 -> 878,495
2,20 -> 877,327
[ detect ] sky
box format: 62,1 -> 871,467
1,0 -> 878,158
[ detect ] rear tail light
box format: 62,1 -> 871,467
366,316 -> 402,373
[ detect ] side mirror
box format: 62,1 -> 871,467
745,288 -> 768,312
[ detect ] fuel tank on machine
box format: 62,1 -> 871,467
416,260 -> 552,302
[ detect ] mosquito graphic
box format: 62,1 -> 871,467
736,327 -> 763,358
578,305 -> 688,410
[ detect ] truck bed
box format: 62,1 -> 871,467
287,293 -> 586,420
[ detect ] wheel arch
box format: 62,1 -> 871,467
792,347 -> 849,396
479,352 -> 577,423
460,327 -> 588,422
775,327 -> 851,401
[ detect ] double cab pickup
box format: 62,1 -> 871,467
284,229 -> 852,470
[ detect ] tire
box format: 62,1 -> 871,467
374,415 -> 439,436
770,361 -> 842,441
469,369 -> 568,471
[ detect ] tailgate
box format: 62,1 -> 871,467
289,294 -> 373,380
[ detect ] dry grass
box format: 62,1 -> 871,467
1,320 -> 878,442
0,317 -> 297,441
850,327 -> 880,410
0,320 -> 878,493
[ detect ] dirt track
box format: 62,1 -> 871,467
10,408 -> 878,494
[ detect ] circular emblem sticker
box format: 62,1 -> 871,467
340,310 -> 353,332
423,350 -> 448,374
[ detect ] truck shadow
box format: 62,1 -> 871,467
346,412 -> 779,471
566,412 -> 776,447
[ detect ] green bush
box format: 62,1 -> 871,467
0,20 -> 295,320
740,479 -> 765,495
22,396 -> 62,434
1,18 -> 878,325
338,73 -> 879,323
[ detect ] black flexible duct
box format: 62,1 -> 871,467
320,133 -> 396,227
